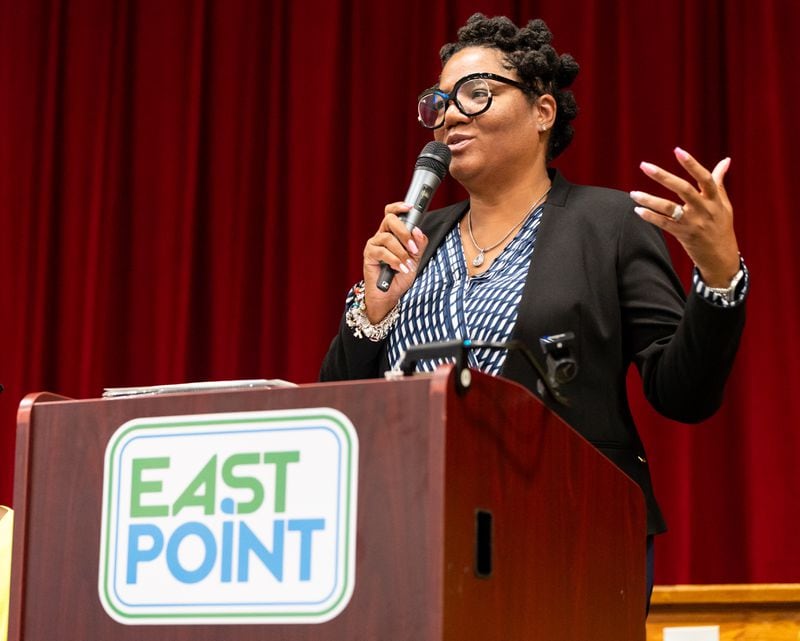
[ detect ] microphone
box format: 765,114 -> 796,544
376,141 -> 452,292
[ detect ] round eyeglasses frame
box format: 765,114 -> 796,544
417,72 -> 532,130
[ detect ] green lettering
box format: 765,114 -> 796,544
130,457 -> 170,518
263,451 -> 300,513
221,453 -> 264,514
172,455 -> 217,516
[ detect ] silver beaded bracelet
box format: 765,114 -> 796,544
345,281 -> 401,342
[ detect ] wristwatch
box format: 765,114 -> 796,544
706,268 -> 745,303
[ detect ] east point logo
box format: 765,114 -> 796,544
126,451 -> 321,586
98,409 -> 359,625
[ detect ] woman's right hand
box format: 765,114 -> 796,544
362,202 -> 429,323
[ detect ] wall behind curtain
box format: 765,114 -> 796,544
1,0 -> 798,585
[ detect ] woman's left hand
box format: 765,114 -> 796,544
630,147 -> 740,287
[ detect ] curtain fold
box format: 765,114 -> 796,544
1,0 -> 798,584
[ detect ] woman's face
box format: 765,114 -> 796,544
433,46 -> 545,189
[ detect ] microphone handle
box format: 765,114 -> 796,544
376,170 -> 439,292
376,209 -> 423,292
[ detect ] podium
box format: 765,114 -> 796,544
9,367 -> 645,640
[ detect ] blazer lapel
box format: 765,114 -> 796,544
416,200 -> 469,273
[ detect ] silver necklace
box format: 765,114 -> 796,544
467,185 -> 551,267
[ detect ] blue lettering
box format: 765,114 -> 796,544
166,522 -> 217,583
288,519 -> 325,581
221,520 -> 233,583
238,520 -> 284,581
126,524 -> 163,584
125,516 -> 328,584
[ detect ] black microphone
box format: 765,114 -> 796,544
376,141 -> 452,292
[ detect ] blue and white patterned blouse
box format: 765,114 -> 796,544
387,205 -> 544,374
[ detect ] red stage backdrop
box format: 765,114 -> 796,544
1,0 -> 798,585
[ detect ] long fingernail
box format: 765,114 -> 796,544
634,206 -> 647,217
398,262 -> 410,274
629,190 -> 645,200
640,162 -> 657,176
674,147 -> 690,161
408,239 -> 419,255
406,259 -> 416,272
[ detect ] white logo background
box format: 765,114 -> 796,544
98,408 -> 358,625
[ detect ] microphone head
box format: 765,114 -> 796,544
415,141 -> 451,180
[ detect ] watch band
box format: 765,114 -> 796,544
706,268 -> 745,303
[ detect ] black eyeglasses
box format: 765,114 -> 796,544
417,72 -> 531,129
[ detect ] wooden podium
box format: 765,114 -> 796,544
9,367 -> 645,640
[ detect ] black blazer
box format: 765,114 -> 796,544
321,169 -> 746,534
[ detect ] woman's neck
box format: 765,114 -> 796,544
467,167 -> 552,227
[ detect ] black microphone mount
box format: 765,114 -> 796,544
393,335 -> 577,404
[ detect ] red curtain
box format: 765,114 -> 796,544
1,0 -> 798,585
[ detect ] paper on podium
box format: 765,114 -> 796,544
102,378 -> 296,398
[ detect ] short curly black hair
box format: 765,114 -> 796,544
440,13 -> 579,161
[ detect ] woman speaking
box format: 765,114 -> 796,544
320,13 -> 748,603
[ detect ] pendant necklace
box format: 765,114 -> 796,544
467,185 -> 552,268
